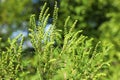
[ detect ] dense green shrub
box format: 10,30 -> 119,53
0,3 -> 110,80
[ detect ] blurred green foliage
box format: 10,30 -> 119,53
0,0 -> 31,25
59,0 -> 115,37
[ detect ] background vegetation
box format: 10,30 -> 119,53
0,0 -> 120,80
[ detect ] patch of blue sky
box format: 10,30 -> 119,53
0,24 -> 9,34
45,24 -> 52,32
11,30 -> 28,39
32,0 -> 39,3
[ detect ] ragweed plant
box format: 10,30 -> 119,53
0,2 -> 110,80
0,34 -> 24,79
28,2 -> 110,80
